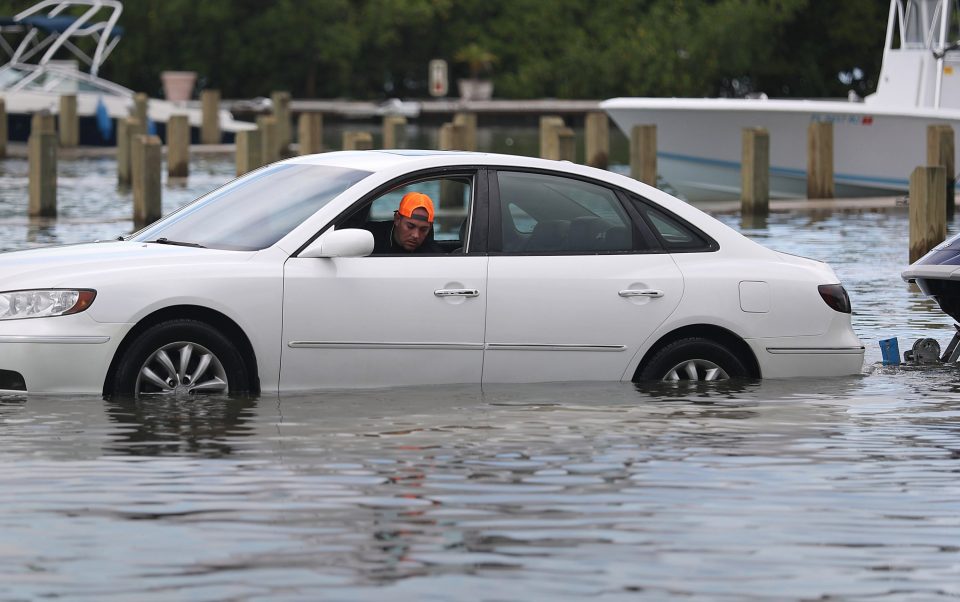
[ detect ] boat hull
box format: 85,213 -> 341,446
915,277 -> 960,322
602,98 -> 960,201
2,89 -> 253,146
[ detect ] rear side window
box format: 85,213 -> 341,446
496,171 -> 634,253
630,198 -> 716,252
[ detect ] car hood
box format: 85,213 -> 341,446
0,241 -> 255,289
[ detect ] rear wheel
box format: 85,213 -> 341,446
111,319 -> 249,398
638,337 -> 749,382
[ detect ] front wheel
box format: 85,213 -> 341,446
111,319 -> 249,398
638,337 -> 749,382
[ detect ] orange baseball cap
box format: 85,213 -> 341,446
397,192 -> 435,223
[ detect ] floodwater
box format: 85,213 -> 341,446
2,147 -> 960,600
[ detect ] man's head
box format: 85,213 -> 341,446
393,192 -> 435,251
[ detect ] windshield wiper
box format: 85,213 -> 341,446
149,237 -> 206,248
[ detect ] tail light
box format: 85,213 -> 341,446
818,284 -> 851,313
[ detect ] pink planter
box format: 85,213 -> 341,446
161,71 -> 197,101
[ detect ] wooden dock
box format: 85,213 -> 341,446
265,99 -> 601,119
692,196 -> 912,214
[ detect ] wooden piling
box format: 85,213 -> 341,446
59,94 -> 78,147
133,134 -> 162,227
585,112 -> 609,168
927,124 -> 955,219
0,98 -> 7,158
382,115 -> 407,149
539,115 -> 565,160
557,127 -> 576,162
298,112 -> 323,155
807,121 -> 834,198
741,127 -> 770,216
257,115 -> 279,164
453,112 -> 477,151
133,92 -> 149,130
271,90 -> 291,156
909,165 -> 947,263
200,89 -> 221,144
117,119 -> 131,185
28,129 -> 56,217
439,179 -> 461,210
167,114 -> 189,178
343,131 -> 373,150
236,129 -> 262,176
31,111 -> 55,135
630,124 -> 657,186
439,122 -> 467,150
117,117 -> 143,186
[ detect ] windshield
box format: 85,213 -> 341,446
132,164 -> 372,251
0,67 -> 28,90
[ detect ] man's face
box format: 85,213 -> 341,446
393,208 -> 432,251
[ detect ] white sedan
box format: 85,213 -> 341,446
0,151 -> 864,396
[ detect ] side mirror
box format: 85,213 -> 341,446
300,228 -> 374,258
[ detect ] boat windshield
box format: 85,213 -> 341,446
895,0 -> 955,49
0,63 -> 124,94
0,67 -> 28,89
131,164 -> 372,251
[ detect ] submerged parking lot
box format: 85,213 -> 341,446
1,151 -> 959,599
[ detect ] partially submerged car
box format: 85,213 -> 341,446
0,151 -> 864,396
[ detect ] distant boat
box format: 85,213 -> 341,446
602,0 -> 960,201
0,0 -> 254,145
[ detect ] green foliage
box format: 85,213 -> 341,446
454,42 -> 496,79
0,0 -> 889,99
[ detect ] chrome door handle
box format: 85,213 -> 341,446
435,288 -> 480,297
619,289 -> 664,298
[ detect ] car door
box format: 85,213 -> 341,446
482,169 -> 685,383
280,170 -> 488,389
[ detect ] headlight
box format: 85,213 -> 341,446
0,289 -> 96,320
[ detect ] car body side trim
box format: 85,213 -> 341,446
0,335 -> 111,344
765,346 -> 865,354
288,341 -> 484,350
288,341 -> 627,352
486,344 -> 627,352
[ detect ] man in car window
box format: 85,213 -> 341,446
368,192 -> 441,254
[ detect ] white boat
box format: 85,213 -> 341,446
0,0 -> 253,144
601,0 -> 960,201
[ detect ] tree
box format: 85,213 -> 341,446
0,0 -> 892,100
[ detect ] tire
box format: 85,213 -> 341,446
111,319 -> 249,398
638,337 -> 749,382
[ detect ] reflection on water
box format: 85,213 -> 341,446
2,149 -> 960,599
2,379 -> 960,600
105,396 -> 259,457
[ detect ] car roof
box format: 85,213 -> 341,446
285,149 -> 588,174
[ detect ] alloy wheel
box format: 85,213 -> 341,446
134,341 -> 228,396
662,358 -> 729,382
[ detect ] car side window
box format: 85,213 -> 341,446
496,171 -> 634,254
629,196 -> 716,252
341,175 -> 474,255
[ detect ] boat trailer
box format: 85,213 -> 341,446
883,325 -> 960,365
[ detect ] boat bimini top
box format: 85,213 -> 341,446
0,0 -> 129,97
